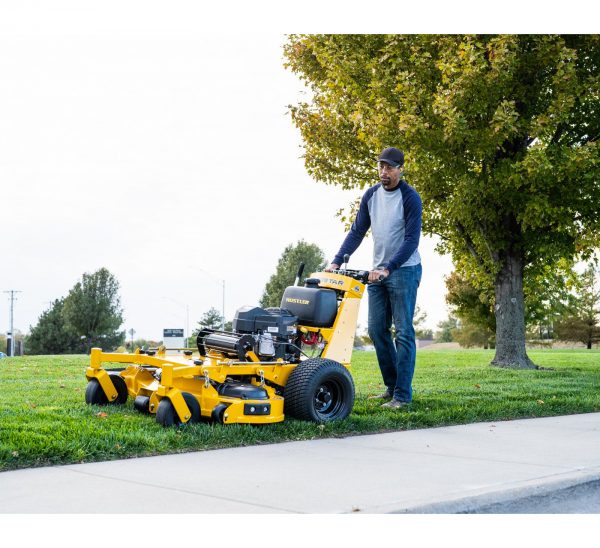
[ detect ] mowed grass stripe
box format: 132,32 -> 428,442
0,350 -> 599,471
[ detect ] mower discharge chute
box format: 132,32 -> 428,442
85,268 -> 370,426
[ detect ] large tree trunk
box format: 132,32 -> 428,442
491,251 -> 537,369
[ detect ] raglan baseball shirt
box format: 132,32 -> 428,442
333,180 -> 422,272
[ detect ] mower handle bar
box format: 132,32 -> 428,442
326,268 -> 384,283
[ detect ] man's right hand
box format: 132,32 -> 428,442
325,263 -> 339,272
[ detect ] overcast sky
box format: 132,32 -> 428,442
1,3 -> 586,342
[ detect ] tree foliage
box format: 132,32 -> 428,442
452,319 -> 496,349
260,240 -> 327,308
62,268 -> 125,352
413,305 -> 432,339
445,270 -> 496,336
284,34 -> 600,368
435,316 -> 458,343
195,307 -> 225,331
554,263 -> 600,348
25,299 -> 81,355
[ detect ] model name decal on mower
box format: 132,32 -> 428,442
286,297 -> 310,305
320,278 -> 344,286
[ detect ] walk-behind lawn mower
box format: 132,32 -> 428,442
85,265 -> 375,426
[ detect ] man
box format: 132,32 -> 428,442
327,147 -> 422,409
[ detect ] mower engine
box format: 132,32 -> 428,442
197,305 -> 301,362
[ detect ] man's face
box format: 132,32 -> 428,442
378,161 -> 402,190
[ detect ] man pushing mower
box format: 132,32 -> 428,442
327,147 -> 423,410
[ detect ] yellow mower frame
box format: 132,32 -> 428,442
85,270 -> 367,425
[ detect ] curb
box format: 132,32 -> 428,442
386,468 -> 600,514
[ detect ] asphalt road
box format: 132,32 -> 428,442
464,479 -> 600,513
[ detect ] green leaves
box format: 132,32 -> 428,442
26,268 -> 125,354
259,240 -> 327,308
284,34 -> 600,282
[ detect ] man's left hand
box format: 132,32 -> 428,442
368,269 -> 389,283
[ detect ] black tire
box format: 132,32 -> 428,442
211,403 -> 228,424
155,392 -> 201,427
134,395 -> 151,414
284,358 -> 355,423
181,392 -> 201,423
85,378 -> 108,405
108,373 -> 129,404
156,398 -> 176,427
85,374 -> 128,406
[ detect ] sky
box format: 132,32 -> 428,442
0,11 -> 456,341
0,2 -> 589,342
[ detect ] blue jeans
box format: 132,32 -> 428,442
367,264 -> 422,403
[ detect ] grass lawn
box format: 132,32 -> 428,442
1,349 -> 599,471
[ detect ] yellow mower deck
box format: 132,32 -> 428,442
84,270 -> 368,425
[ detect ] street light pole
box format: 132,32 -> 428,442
128,328 -> 136,351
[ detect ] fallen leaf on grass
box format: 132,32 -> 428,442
96,412 -> 108,418
474,384 -> 481,389
537,400 -> 545,405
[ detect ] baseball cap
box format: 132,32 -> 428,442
378,147 -> 405,167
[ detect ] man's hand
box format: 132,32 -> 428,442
368,268 -> 389,283
325,263 -> 339,272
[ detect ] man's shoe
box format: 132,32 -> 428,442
381,399 -> 410,409
368,390 -> 392,400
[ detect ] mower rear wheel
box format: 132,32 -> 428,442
284,358 -> 355,423
85,374 -> 128,406
155,392 -> 201,427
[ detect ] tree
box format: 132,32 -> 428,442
194,307 -> 225,331
554,264 -> 600,349
445,270 -> 495,348
435,316 -> 458,343
452,319 -> 495,349
284,35 -> 600,368
62,268 -> 125,352
25,298 -> 81,355
189,308 -> 232,345
413,305 -> 432,339
260,240 -> 327,308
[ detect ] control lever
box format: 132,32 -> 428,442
342,254 -> 350,274
294,263 -> 305,286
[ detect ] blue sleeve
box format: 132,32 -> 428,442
382,186 -> 422,273
332,189 -> 373,266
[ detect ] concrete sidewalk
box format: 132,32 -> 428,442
1,412 -> 600,513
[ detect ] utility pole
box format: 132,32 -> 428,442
4,290 -> 22,357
